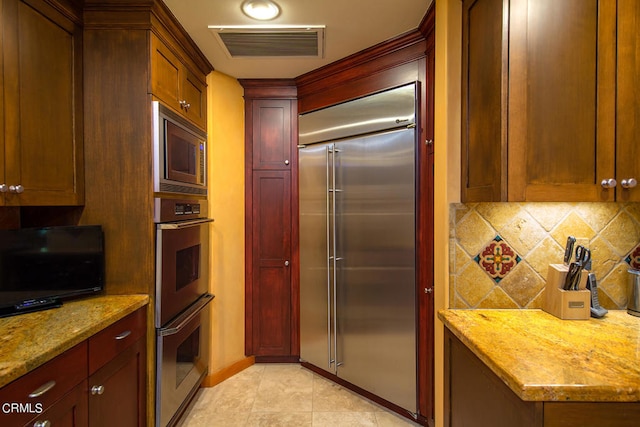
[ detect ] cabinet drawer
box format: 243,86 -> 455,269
0,342 -> 87,426
88,307 -> 146,375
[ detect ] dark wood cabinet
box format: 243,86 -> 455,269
251,100 -> 293,170
616,0 -> 640,202
444,328 -> 640,427
461,0 -> 507,202
151,33 -> 207,130
251,171 -> 292,356
88,338 -> 146,427
87,308 -> 147,427
0,0 -> 84,206
0,307 -> 147,427
0,342 -> 88,426
82,3 -> 212,423
28,381 -> 89,427
242,81 -> 298,359
462,0 -> 638,202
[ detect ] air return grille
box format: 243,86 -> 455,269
209,25 -> 325,58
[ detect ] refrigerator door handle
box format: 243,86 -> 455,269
326,145 -> 333,369
331,144 -> 339,373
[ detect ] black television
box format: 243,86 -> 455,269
0,225 -> 105,318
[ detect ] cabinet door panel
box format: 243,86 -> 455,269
3,0 -> 83,206
617,0 -> 640,202
151,35 -> 182,112
252,100 -> 292,170
508,0 -> 616,201
183,70 -> 207,129
252,171 -> 292,356
461,0 -> 507,202
24,381 -> 88,427
151,34 -> 207,131
88,337 -> 146,427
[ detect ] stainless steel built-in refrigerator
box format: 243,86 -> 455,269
299,84 -> 417,415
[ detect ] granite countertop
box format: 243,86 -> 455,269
438,309 -> 640,402
0,294 -> 149,388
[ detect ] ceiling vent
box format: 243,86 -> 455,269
208,25 -> 325,58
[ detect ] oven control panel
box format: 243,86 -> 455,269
154,198 -> 208,223
175,202 -> 200,216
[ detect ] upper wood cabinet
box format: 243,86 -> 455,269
151,33 -> 207,130
462,0 -> 638,202
251,99 -> 293,170
616,0 -> 640,202
0,0 -> 84,206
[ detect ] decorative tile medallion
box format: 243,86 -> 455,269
625,245 -> 640,270
474,236 -> 522,283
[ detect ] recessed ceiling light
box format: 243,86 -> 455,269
241,0 -> 280,21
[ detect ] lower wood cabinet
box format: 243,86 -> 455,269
444,328 -> 640,427
0,306 -> 147,427
87,307 -> 146,427
88,338 -> 146,427
29,381 -> 88,427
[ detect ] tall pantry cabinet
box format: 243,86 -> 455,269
82,1 -> 212,424
242,80 -> 299,360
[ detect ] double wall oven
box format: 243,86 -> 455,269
155,198 -> 213,427
153,101 -> 213,427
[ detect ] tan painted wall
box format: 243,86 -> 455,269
206,71 -> 247,373
434,1 -> 461,426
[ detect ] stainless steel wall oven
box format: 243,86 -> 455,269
154,198 -> 213,427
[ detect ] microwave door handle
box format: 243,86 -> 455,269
157,218 -> 214,230
158,294 -> 214,336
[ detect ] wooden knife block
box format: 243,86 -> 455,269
543,264 -> 590,320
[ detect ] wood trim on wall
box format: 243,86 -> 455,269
202,356 -> 255,388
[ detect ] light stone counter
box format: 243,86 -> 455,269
438,309 -> 640,402
0,294 -> 149,388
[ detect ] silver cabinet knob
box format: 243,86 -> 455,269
284,160 -> 289,165
9,184 -> 24,193
621,178 -> 637,189
284,260 -> 290,266
91,385 -> 105,395
33,421 -> 51,427
0,184 -> 7,193
601,178 -> 617,189
179,100 -> 191,112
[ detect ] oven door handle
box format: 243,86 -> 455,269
157,218 -> 214,230
158,293 -> 214,336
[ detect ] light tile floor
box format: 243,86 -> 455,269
178,363 -> 420,427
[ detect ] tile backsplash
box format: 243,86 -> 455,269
449,203 -> 640,310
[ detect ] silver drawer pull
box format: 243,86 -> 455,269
33,420 -> 51,427
28,380 -> 56,398
91,385 -> 105,395
115,330 -> 132,340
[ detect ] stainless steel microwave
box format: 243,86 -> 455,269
153,101 -> 207,196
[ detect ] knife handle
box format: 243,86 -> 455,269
564,236 -> 576,265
